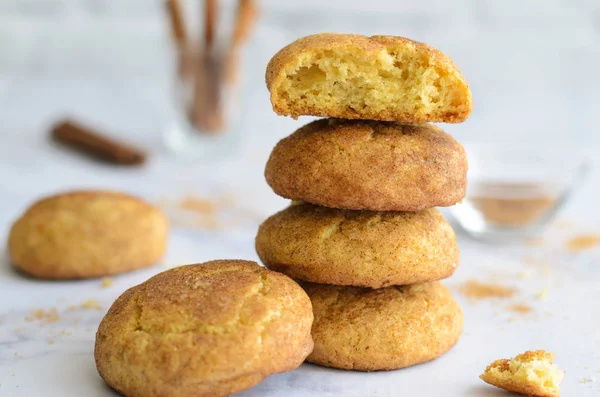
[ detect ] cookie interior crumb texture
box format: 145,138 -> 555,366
266,33 -> 472,122
480,350 -> 563,397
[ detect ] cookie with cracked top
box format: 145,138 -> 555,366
256,203 -> 459,288
8,190 -> 168,279
265,119 -> 467,212
305,281 -> 463,371
95,260 -> 314,397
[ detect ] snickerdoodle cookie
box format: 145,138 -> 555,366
95,260 -> 314,397
8,191 -> 168,279
266,33 -> 472,122
304,281 -> 463,371
265,119 -> 467,212
480,350 -> 563,397
256,204 -> 458,288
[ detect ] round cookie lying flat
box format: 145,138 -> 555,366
305,281 -> 463,371
265,119 -> 467,211
95,260 -> 314,397
256,204 -> 459,288
8,191 -> 168,279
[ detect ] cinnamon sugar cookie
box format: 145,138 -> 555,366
265,119 -> 467,212
95,260 -> 314,397
305,282 -> 463,371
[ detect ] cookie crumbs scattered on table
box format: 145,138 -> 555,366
101,277 -> 113,288
507,304 -> 533,314
536,287 -> 549,300
25,308 -> 60,324
81,299 -> 103,310
518,270 -> 534,279
567,234 -> 600,253
458,280 -> 515,301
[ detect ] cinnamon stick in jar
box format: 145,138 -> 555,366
225,0 -> 259,85
166,0 -> 187,50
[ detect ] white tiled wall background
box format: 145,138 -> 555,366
0,0 -> 598,145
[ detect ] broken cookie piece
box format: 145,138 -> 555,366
480,350 -> 563,397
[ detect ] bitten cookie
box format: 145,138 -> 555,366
304,282 -> 463,371
265,119 -> 467,212
95,260 -> 314,397
256,204 -> 459,288
266,33 -> 472,122
8,191 -> 168,279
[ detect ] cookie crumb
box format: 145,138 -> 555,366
507,304 -> 533,314
480,350 -> 563,397
527,238 -> 545,247
24,308 -> 60,324
81,299 -> 103,310
48,339 -> 55,345
518,270 -> 534,279
458,280 -> 515,301
101,277 -> 113,288
567,234 -> 600,253
536,287 -> 549,300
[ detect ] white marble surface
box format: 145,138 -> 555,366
0,152 -> 599,397
1,1 -> 600,396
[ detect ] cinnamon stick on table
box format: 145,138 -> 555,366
51,120 -> 146,166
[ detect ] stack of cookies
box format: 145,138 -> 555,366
256,33 -> 473,371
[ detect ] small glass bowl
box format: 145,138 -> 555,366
450,144 -> 591,242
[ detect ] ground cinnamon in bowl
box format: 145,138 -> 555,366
468,183 -> 558,227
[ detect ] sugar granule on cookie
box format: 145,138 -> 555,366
480,350 -> 563,397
